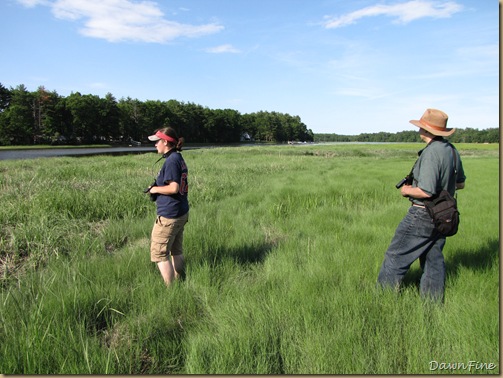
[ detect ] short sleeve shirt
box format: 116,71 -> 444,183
411,138 -> 466,205
155,151 -> 189,218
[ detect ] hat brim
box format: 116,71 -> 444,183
409,120 -> 455,137
148,135 -> 161,141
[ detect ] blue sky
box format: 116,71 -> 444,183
0,0 -> 498,134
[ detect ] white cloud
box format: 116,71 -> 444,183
323,0 -> 463,29
17,0 -> 49,7
18,0 -> 223,43
205,44 -> 241,54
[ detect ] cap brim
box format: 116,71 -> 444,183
409,120 -> 455,137
148,135 -> 161,141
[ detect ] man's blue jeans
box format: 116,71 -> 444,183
377,205 -> 446,301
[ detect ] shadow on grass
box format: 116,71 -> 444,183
205,241 -> 276,268
446,238 -> 500,274
403,238 -> 499,290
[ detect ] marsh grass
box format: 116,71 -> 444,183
0,143 -> 499,374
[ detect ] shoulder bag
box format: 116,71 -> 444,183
423,144 -> 460,237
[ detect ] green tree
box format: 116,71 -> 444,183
31,86 -> 65,144
65,92 -> 103,143
205,108 -> 241,143
0,85 -> 33,145
166,100 -> 208,142
0,82 -> 11,111
118,97 -> 144,143
0,83 -> 12,145
100,93 -> 121,142
141,100 -> 171,140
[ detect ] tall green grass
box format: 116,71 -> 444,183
0,143 -> 499,374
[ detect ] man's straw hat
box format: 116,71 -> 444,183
409,108 -> 455,137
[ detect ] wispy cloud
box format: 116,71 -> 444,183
16,0 -> 223,43
17,0 -> 49,6
323,0 -> 463,29
205,44 -> 241,54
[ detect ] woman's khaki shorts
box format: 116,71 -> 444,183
150,212 -> 189,262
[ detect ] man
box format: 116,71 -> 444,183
377,108 -> 466,301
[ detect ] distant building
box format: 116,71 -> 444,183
240,132 -> 253,142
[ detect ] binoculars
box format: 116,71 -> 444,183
144,181 -> 158,201
396,175 -> 413,189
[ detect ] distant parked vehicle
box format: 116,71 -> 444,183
126,137 -> 141,146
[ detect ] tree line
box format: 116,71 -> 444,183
0,83 -> 314,146
315,128 -> 500,144
0,83 -> 497,146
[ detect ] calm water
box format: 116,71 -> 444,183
0,146 -> 160,160
0,143 -> 283,161
1,142 -> 379,161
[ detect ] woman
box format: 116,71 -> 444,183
146,127 -> 189,286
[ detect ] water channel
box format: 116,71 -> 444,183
0,142 -> 326,161
0,146 -> 196,160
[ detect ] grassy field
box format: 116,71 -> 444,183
0,143 -> 499,374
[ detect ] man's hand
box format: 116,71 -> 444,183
400,185 -> 431,199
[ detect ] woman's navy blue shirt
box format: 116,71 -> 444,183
155,151 -> 189,218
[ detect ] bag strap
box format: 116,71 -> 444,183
447,142 -> 458,199
448,142 -> 457,174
